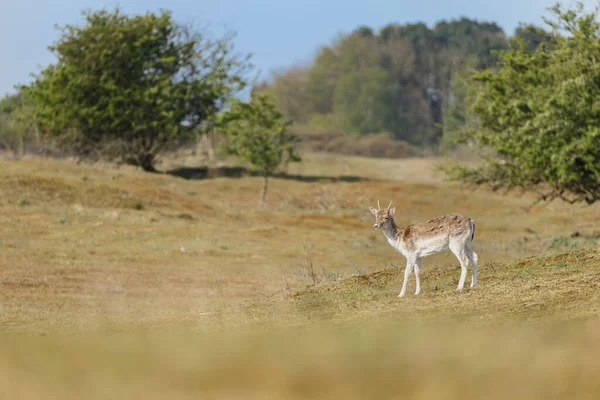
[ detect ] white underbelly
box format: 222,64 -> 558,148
416,237 -> 449,257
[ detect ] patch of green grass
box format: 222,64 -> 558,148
547,235 -> 597,250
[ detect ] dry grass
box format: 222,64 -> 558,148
296,129 -> 422,158
1,154 -> 599,332
1,153 -> 600,398
216,247 -> 600,330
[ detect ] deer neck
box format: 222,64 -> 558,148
382,219 -> 402,243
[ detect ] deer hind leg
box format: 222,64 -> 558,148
466,246 -> 478,288
414,258 -> 422,295
450,244 -> 469,291
399,258 -> 416,298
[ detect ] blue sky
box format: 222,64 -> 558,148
0,0 -> 596,96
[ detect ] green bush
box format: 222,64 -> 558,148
444,2 -> 600,205
24,8 -> 251,172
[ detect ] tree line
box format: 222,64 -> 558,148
255,17 -> 549,146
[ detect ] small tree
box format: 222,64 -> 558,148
218,93 -> 301,207
443,2 -> 600,205
24,8 -> 250,172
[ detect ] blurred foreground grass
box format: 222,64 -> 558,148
1,319 -> 599,399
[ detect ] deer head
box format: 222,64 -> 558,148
369,200 -> 396,229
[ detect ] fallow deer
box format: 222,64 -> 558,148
369,201 -> 478,297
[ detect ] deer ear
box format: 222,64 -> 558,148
389,207 -> 396,216
369,207 -> 378,216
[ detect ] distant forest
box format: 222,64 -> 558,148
256,18 -> 550,146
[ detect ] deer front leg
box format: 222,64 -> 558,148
399,258 -> 415,298
414,258 -> 422,295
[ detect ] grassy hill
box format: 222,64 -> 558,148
0,153 -> 599,398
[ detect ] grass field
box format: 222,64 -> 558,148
1,152 -> 599,398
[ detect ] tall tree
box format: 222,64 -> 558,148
514,23 -> 553,53
24,8 -> 251,171
333,67 -> 395,135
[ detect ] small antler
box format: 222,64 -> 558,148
377,200 -> 381,209
387,200 -> 392,209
